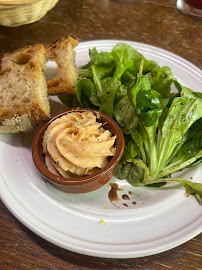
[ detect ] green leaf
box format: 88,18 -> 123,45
67,43 -> 202,206
88,48 -> 116,99
128,76 -> 151,108
145,182 -> 166,187
78,68 -> 92,78
193,92 -> 202,99
185,183 -> 202,205
111,43 -> 144,80
157,87 -> 202,172
121,136 -> 140,164
136,89 -> 163,127
131,128 -> 146,163
174,133 -> 202,165
120,69 -> 137,87
158,117 -> 202,176
145,174 -> 170,187
99,80 -> 121,118
90,48 -> 114,67
115,162 -> 144,187
143,59 -> 159,74
132,158 -> 149,175
149,177 -> 202,206
89,47 -> 99,63
114,84 -> 128,104
146,66 -> 174,98
76,78 -> 100,108
91,65 -> 115,98
173,79 -> 182,93
114,96 -> 139,134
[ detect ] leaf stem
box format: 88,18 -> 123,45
156,151 -> 202,179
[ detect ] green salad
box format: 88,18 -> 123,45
59,43 -> 202,205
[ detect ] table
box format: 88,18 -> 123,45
0,0 -> 202,269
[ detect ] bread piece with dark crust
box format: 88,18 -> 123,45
0,44 -> 50,133
46,35 -> 79,96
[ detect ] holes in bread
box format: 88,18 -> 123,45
28,62 -> 35,69
0,68 -> 11,75
13,104 -> 20,109
26,49 -> 34,53
50,44 -> 57,49
13,53 -> 31,65
11,95 -> 17,101
22,97 -> 30,103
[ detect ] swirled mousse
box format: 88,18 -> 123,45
42,111 -> 116,178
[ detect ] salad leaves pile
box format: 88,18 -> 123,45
59,43 -> 202,205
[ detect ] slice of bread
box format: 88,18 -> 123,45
47,35 -> 79,96
0,44 -> 50,133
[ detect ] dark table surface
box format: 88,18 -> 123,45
0,0 -> 202,269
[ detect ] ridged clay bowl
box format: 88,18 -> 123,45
32,108 -> 124,193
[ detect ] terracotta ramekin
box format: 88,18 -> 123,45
32,108 -> 124,193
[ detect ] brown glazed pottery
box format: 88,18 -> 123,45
32,108 -> 124,193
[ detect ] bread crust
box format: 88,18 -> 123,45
0,44 -> 50,133
0,36 -> 79,133
47,35 -> 79,96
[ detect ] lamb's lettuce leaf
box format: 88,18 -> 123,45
114,96 -> 138,134
115,162 -> 144,187
76,78 -> 100,108
58,43 -> 202,205
99,80 -> 120,118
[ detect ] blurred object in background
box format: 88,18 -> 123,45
0,0 -> 59,27
177,0 -> 202,18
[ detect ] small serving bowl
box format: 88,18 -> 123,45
32,108 -> 124,193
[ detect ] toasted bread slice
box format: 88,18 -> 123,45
46,35 -> 79,96
0,44 -> 50,133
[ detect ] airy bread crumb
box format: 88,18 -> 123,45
47,35 -> 79,96
0,44 -> 50,133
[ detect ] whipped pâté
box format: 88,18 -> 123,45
42,111 -> 116,178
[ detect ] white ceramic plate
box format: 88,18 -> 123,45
0,40 -> 202,258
